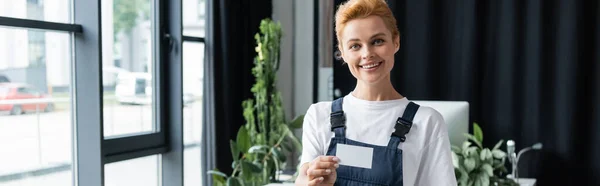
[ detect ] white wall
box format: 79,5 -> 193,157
292,0 -> 315,117
273,0 -> 316,118
273,0 -> 316,170
272,0 -> 295,120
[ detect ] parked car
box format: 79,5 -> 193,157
114,72 -> 195,105
0,75 -> 9,83
0,83 -> 54,115
115,72 -> 152,105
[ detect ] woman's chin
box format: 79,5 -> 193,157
358,76 -> 385,85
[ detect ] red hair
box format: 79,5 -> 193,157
335,0 -> 399,50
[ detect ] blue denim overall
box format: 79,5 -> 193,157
326,98 -> 420,186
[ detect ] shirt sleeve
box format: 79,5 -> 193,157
415,111 -> 458,186
299,104 -> 324,166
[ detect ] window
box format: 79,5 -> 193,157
183,42 -> 204,186
104,155 -> 161,186
102,0 -> 157,138
0,0 -> 71,23
0,0 -> 210,185
0,28 -> 72,186
182,0 -> 207,185
183,0 -> 206,37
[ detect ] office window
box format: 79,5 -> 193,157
183,42 -> 204,186
104,155 -> 160,186
183,0 -> 206,37
1,0 -> 211,185
0,0 -> 71,23
101,0 -> 157,138
0,28 -> 73,186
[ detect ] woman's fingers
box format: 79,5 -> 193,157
307,168 -> 332,177
305,155 -> 340,183
307,177 -> 324,186
318,155 -> 340,163
311,161 -> 338,169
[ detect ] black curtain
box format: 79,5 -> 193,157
333,0 -> 599,185
208,0 -> 272,175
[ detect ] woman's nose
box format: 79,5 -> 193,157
361,47 -> 374,60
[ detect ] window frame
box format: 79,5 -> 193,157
0,0 -> 211,185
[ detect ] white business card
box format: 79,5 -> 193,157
335,144 -> 373,169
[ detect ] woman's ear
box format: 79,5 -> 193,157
394,35 -> 400,52
337,44 -> 345,61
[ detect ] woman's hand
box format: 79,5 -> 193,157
295,156 -> 339,186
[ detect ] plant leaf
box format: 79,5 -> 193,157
273,153 -> 281,179
464,133 -> 483,149
459,178 -> 468,186
207,170 -> 228,179
230,140 -> 239,162
252,160 -> 264,172
479,148 -> 487,161
289,114 -> 304,129
215,177 -> 226,186
462,141 -> 472,153
226,177 -> 242,186
451,152 -> 460,169
458,167 -> 469,186
471,150 -> 481,167
236,127 -> 251,157
242,160 -> 262,173
474,177 -> 481,186
208,170 -> 228,185
486,150 -> 493,161
492,149 -> 507,159
271,147 -> 286,162
282,124 -> 302,152
465,146 -> 478,157
479,172 -> 490,186
281,140 -> 293,152
493,159 -> 503,169
464,157 -> 476,172
493,139 -> 504,151
248,145 -> 269,154
241,160 -> 253,180
452,146 -> 462,154
480,149 -> 493,162
481,164 -> 493,177
473,123 -> 483,144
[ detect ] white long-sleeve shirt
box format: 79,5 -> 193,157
300,93 -> 457,186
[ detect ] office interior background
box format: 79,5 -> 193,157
0,0 -> 598,185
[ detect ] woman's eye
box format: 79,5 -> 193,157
350,44 -> 360,50
373,39 -> 384,45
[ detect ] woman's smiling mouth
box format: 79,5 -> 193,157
360,61 -> 384,70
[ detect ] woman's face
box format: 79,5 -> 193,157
340,15 -> 399,85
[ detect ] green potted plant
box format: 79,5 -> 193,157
452,123 -> 519,186
207,18 -> 304,186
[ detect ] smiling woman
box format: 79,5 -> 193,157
295,0 -> 457,185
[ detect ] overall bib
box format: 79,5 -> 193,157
326,98 -> 420,186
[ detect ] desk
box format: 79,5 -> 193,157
515,178 -> 536,186
265,179 -> 536,186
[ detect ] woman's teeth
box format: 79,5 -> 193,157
361,62 -> 382,69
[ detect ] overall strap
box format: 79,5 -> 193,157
388,102 -> 420,148
330,97 -> 346,137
